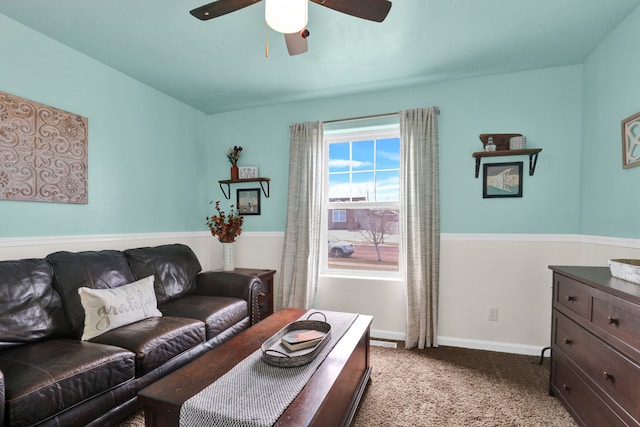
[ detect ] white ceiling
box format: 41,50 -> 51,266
1,0 -> 638,114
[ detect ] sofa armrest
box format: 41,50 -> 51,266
195,271 -> 262,324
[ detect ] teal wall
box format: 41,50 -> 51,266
0,15 -> 207,237
206,65 -> 583,234
5,7 -> 637,239
581,7 -> 640,239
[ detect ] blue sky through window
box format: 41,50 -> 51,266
328,137 -> 400,202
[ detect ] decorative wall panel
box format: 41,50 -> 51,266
0,91 -> 88,204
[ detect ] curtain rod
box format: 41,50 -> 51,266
324,112 -> 398,125
324,108 -> 440,125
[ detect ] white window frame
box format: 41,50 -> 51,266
321,125 -> 403,279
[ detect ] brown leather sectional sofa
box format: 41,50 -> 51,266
0,243 -> 262,426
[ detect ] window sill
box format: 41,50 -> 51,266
319,272 -> 403,282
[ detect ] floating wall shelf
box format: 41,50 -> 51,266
472,148 -> 542,178
218,178 -> 271,199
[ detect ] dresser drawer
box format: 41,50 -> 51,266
554,312 -> 640,418
555,274 -> 592,320
593,295 -> 640,354
552,354 -> 628,427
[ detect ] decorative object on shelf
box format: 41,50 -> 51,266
482,162 -> 523,198
237,188 -> 261,215
509,136 -> 526,150
227,145 -> 243,179
621,112 -> 640,169
479,133 -> 522,151
0,90 -> 88,204
484,136 -> 496,152
239,166 -> 259,179
205,201 -> 244,271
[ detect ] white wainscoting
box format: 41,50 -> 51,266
1,232 -> 638,355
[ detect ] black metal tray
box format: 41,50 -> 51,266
261,312 -> 331,368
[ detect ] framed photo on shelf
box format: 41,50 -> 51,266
238,166 -> 259,179
621,112 -> 640,169
482,162 -> 523,198
237,188 -> 261,215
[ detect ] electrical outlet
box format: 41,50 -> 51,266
488,307 -> 499,321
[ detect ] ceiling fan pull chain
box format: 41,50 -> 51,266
265,23 -> 269,58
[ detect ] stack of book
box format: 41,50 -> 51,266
281,329 -> 326,352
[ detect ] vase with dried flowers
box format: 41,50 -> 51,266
205,201 -> 244,270
227,146 -> 243,180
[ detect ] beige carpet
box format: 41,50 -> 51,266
118,345 -> 577,427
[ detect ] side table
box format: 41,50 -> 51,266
232,268 -> 276,321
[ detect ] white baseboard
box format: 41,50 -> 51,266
371,329 -> 547,357
371,329 -> 405,341
436,336 -> 546,356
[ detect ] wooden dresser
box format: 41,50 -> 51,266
549,266 -> 640,427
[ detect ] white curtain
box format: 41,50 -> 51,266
277,121 -> 324,310
400,108 -> 440,349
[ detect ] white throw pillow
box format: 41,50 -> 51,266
78,275 -> 162,340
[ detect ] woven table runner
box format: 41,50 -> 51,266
179,310 -> 359,427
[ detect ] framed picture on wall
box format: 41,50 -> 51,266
237,188 -> 261,215
621,112 -> 640,169
483,162 -> 523,198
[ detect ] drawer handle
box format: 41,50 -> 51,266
563,338 -> 572,345
602,371 -> 614,381
607,316 -> 619,326
566,295 -> 576,302
563,384 -> 571,392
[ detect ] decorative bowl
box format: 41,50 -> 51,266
608,259 -> 640,284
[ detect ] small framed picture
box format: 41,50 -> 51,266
483,162 -> 523,198
238,166 -> 259,179
621,112 -> 640,169
237,188 -> 261,215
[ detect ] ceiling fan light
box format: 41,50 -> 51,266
265,0 -> 308,34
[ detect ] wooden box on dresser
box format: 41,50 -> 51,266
549,266 -> 640,427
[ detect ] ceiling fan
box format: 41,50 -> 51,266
190,0 -> 392,56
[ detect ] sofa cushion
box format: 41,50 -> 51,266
89,316 -> 205,376
0,258 -> 71,348
78,275 -> 162,340
159,295 -> 248,340
47,250 -> 137,338
124,244 -> 202,304
0,339 -> 135,426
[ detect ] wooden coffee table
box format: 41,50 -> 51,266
139,308 -> 372,427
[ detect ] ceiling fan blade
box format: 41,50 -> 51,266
190,0 -> 262,21
285,31 -> 308,56
310,0 -> 392,22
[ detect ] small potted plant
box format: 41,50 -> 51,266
227,146 -> 243,180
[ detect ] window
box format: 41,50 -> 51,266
322,122 -> 401,276
332,210 -> 347,223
